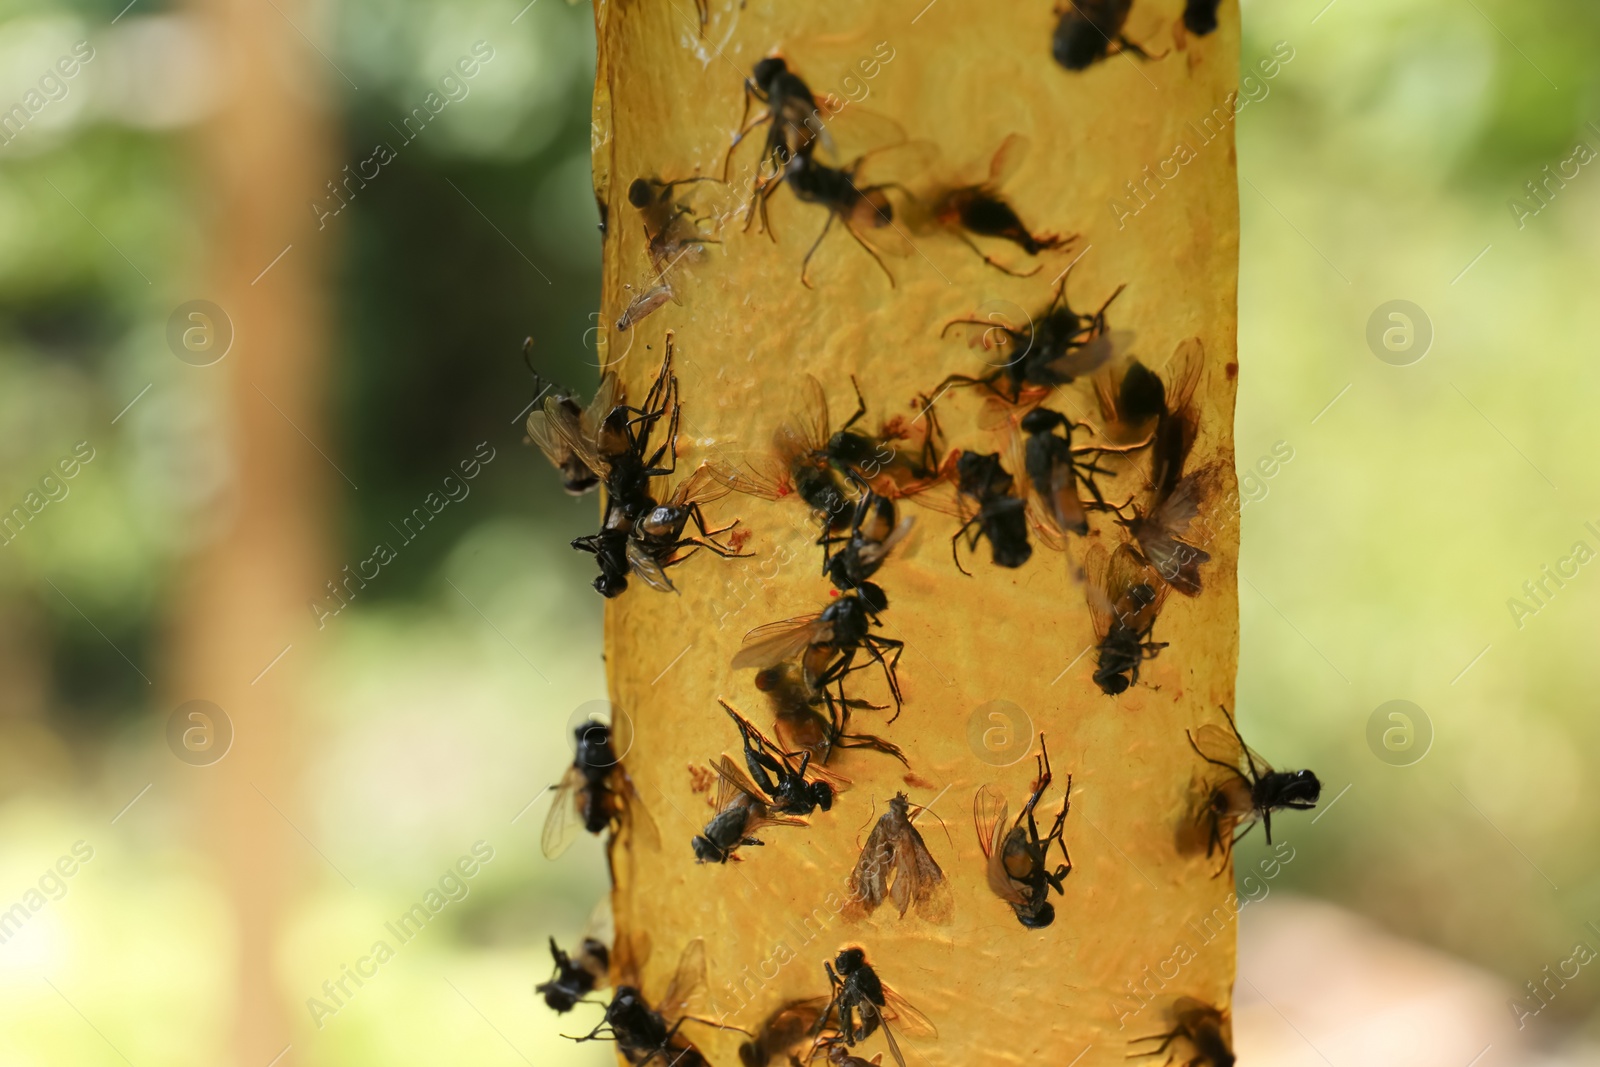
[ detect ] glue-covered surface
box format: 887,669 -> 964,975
595,2 -> 1240,1063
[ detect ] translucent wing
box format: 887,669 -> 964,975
656,937 -> 708,1026
1137,465 -> 1219,597
973,786 -> 1028,906
903,481 -> 965,521
987,133 -> 1031,188
526,403 -> 574,473
879,984 -> 937,1037
867,1004 -> 909,1067
546,394 -> 607,478
1082,543 -> 1117,642
1161,337 -> 1204,418
855,517 -> 915,572
668,462 -> 736,508
540,765 -> 586,860
1149,341 -> 1204,493
732,614 -> 829,671
791,375 -> 832,453
626,539 -> 679,594
811,106 -> 910,171
712,754 -> 767,809
1042,327 -> 1133,382
706,456 -> 794,501
616,283 -> 674,331
621,771 -> 661,851
1107,543 -> 1169,631
1190,723 -> 1248,776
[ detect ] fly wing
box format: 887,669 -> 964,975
855,517 -> 916,572
1107,543 -> 1168,630
671,462 -> 736,508
792,375 -> 832,453
656,937 -> 708,1027
975,391 -> 1041,432
620,770 -> 661,851
732,614 -> 829,671
540,765 -> 586,860
1042,327 -> 1132,382
810,106 -> 910,171
706,456 -> 793,501
879,985 -> 937,1037
1082,543 -> 1118,642
1190,723 -> 1249,779
584,373 -> 621,434
546,394 -> 607,479
526,405 -> 574,473
616,283 -> 674,330
987,132 -> 1030,188
973,786 -> 1029,906
625,538 -> 679,594
712,754 -> 767,809
1138,465 -> 1219,597
1161,337 -> 1204,417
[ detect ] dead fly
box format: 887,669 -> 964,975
691,753 -> 808,863
1187,706 -> 1321,868
914,134 -> 1071,275
1114,339 -> 1216,596
721,699 -> 838,816
1142,338 -> 1204,502
543,718 -> 660,859
626,463 -> 749,593
823,493 -> 915,592
937,264 -> 1129,403
571,526 -> 634,599
782,153 -> 908,288
1093,340 -> 1215,593
731,583 -> 906,720
627,176 -> 721,278
1183,0 -> 1222,36
558,342 -> 683,597
726,57 -> 825,187
739,997 -> 830,1067
845,793 -> 951,923
523,338 -> 610,496
812,947 -> 936,1067
616,282 -> 675,332
754,663 -> 906,767
949,451 -> 1032,573
573,936 -> 737,1067
1052,0 -> 1157,71
710,378 -> 856,535
1092,340 -> 1200,448
802,374 -> 942,500
1018,407 -> 1142,541
537,936 -> 609,1013
1119,464 -> 1218,597
1131,997 -> 1235,1067
562,341 -> 679,518
1085,543 -> 1169,695
974,734 -> 1072,928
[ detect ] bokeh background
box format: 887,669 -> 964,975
0,0 -> 1596,1063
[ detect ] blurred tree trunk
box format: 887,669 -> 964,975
596,2 -> 1240,1065
175,0 -> 337,1063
